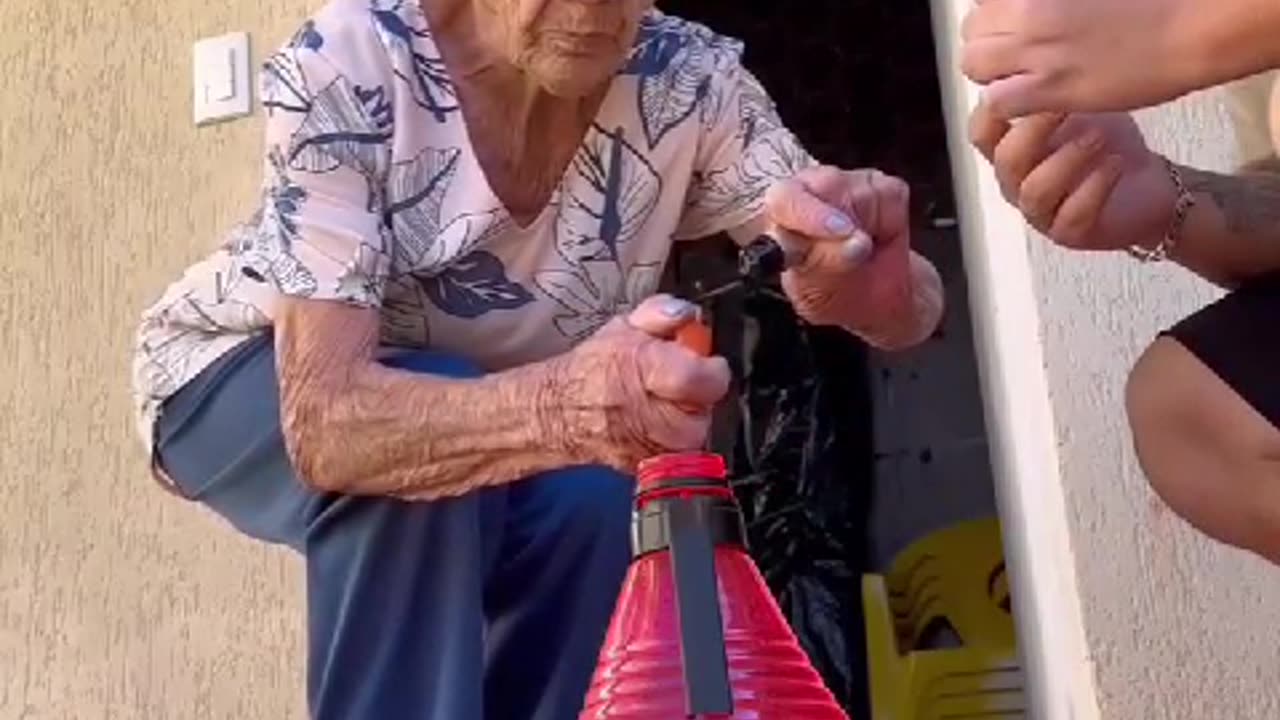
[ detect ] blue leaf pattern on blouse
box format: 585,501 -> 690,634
370,0 -> 459,122
690,133 -> 809,220
385,146 -> 462,268
292,20 -> 325,51
556,125 -> 661,265
420,251 -> 534,318
233,152 -> 320,297
380,273 -> 433,346
261,23 -> 324,117
334,240 -> 393,303
262,47 -> 312,115
535,260 -> 662,340
354,84 -> 394,131
622,15 -> 739,150
680,70 -> 813,229
287,75 -> 393,180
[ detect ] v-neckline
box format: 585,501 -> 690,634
414,12 -> 621,232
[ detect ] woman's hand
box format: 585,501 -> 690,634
764,166 -> 944,350
969,104 -> 1177,252
545,295 -> 732,474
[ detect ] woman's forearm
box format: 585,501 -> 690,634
306,362 -> 577,501
1170,160 -> 1280,288
276,301 -> 580,501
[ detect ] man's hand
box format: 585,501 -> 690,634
969,105 -> 1177,252
764,166 -> 944,350
960,0 -> 1275,118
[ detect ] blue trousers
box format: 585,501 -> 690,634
155,335 -> 634,720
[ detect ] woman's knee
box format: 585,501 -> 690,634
518,465 -> 635,544
1126,337 -> 1280,560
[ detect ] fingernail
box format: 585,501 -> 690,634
843,232 -> 874,263
661,297 -> 694,318
825,212 -> 855,236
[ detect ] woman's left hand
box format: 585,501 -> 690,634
765,166 -> 940,348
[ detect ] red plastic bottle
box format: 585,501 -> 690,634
580,452 -> 849,720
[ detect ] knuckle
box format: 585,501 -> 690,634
807,165 -> 846,192
984,91 -> 1025,125
968,111 -> 987,149
669,415 -> 711,451
990,125 -> 1022,166
596,315 -> 631,339
1017,178 -> 1051,218
959,51 -> 982,82
637,292 -> 673,309
665,360 -> 699,396
882,173 -> 910,203
1053,207 -> 1090,242
1051,223 -> 1088,249
764,177 -> 797,212
709,357 -> 732,389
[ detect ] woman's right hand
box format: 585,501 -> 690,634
545,295 -> 732,474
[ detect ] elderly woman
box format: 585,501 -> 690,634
133,0 -> 943,718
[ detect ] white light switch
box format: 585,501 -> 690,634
193,32 -> 252,126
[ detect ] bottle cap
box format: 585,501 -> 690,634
637,452 -> 727,495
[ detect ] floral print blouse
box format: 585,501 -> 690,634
131,0 -> 811,449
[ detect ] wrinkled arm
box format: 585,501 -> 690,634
1167,157 -> 1280,288
275,299 -> 577,500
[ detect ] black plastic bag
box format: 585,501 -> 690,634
726,289 -> 874,717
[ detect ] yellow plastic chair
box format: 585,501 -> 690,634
885,517 -> 1015,650
863,517 -> 1025,720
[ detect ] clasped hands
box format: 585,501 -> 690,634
545,167 -> 927,473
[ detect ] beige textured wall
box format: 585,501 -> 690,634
1,2 -> 316,717
1223,71 -> 1280,164
1034,93 -> 1280,719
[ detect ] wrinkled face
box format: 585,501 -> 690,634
480,0 -> 653,97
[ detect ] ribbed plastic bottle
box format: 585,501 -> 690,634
580,451 -> 849,719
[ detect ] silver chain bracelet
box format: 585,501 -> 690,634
1127,156 -> 1195,263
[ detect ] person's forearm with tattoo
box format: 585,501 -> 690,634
967,105 -> 1280,288
1173,159 -> 1280,286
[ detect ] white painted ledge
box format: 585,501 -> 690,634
928,2 -> 1102,718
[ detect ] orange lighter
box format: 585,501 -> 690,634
673,233 -> 788,358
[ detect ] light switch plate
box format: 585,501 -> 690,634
193,32 -> 252,126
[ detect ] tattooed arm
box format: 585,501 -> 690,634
1172,157 -> 1280,287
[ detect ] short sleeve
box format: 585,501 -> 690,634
249,9 -> 394,307
673,61 -> 816,241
